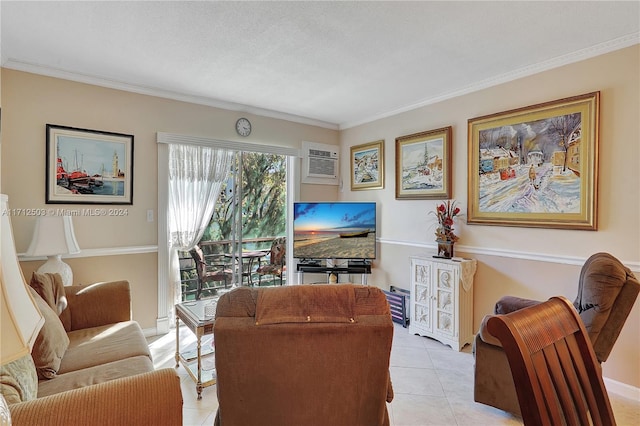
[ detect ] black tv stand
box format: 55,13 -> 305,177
296,260 -> 372,284
299,259 -> 322,267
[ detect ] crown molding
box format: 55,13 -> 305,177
3,32 -> 637,132
338,33 -> 640,130
1,59 -> 339,131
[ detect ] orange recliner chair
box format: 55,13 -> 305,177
213,284 -> 394,426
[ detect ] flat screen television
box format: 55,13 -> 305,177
293,202 -> 376,260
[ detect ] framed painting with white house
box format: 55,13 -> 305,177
46,124 -> 134,205
395,126 -> 452,199
350,139 -> 384,190
467,91 -> 599,230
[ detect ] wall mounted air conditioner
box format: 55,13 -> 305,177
301,141 -> 339,185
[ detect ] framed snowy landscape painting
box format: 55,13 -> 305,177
467,92 -> 599,230
395,126 -> 452,199
351,139 -> 384,190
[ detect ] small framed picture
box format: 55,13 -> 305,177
395,126 -> 452,199
351,139 -> 384,190
46,124 -> 134,205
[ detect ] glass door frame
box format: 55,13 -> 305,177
156,132 -> 299,333
225,150 -> 291,287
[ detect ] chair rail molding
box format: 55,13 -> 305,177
377,237 -> 640,273
18,245 -> 158,261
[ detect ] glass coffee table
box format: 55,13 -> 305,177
175,298 -> 218,399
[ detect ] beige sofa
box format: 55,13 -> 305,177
1,274 -> 183,425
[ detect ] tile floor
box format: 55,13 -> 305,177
148,323 -> 640,426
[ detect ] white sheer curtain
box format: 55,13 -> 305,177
167,143 -> 233,303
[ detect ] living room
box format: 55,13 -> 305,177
1,2 -> 639,424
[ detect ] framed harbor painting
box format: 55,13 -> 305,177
395,126 -> 452,199
467,91 -> 599,230
350,139 -> 384,190
46,124 -> 134,204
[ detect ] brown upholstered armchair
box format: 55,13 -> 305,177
474,252 -> 639,416
213,284 -> 394,426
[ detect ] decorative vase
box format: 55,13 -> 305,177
436,239 -> 454,259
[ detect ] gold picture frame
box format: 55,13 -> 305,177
395,126 -> 452,199
350,139 -> 384,190
467,91 -> 599,230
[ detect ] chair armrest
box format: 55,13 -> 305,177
478,296 -> 541,347
9,369 -> 182,426
478,314 -> 503,347
62,281 -> 132,331
494,295 -> 541,315
478,296 -> 542,348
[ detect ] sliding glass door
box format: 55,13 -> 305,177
157,132 -> 299,330
189,151 -> 287,296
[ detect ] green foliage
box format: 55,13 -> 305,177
203,152 -> 287,244
241,153 -> 286,239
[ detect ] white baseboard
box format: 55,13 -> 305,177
605,377 -> 640,401
156,316 -> 170,335
142,327 -> 158,338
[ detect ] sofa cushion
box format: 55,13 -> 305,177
0,354 -> 38,404
59,321 -> 151,374
63,281 -> 132,331
29,272 -> 67,315
255,284 -> 355,325
37,355 -> 154,398
29,288 -> 70,380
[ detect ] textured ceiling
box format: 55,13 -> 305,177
1,1 -> 639,129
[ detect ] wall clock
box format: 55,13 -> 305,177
235,118 -> 252,137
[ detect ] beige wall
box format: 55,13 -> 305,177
2,45 -> 639,391
339,45 -> 640,390
1,69 -> 338,329
19,253 -> 159,324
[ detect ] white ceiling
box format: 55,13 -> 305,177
1,1 -> 638,129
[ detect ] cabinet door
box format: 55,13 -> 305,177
432,262 -> 457,339
411,259 -> 433,333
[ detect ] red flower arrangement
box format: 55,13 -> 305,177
432,200 -> 460,242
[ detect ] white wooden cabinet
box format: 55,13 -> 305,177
408,256 -> 477,351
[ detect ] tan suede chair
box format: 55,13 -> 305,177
213,284 -> 394,426
474,252 -> 640,416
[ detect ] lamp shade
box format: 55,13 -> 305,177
0,194 -> 45,360
0,264 -> 31,364
26,216 -> 80,257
